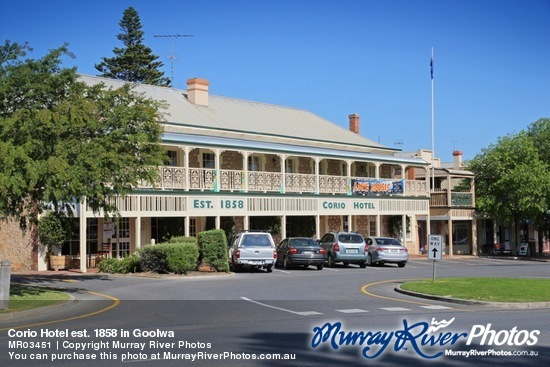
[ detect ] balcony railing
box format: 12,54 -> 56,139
141,166 -> 431,197
430,191 -> 474,207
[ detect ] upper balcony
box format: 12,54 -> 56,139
142,166 -> 430,197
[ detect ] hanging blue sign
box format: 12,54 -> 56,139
351,178 -> 404,195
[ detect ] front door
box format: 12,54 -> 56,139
112,218 -> 131,258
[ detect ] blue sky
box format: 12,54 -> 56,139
1,0 -> 549,161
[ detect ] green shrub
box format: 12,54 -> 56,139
197,229 -> 229,272
166,236 -> 197,245
98,255 -> 140,274
139,243 -> 199,274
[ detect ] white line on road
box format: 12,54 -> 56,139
380,307 -> 412,312
240,297 -> 323,316
420,305 -> 453,310
335,309 -> 369,313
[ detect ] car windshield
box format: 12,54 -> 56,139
338,234 -> 364,243
375,238 -> 402,246
241,235 -> 272,247
289,238 -> 318,247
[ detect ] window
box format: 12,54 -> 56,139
285,159 -> 294,173
167,150 -> 178,166
190,218 -> 197,238
369,220 -> 376,236
202,153 -> 215,168
248,156 -> 260,171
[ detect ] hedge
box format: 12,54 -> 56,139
139,242 -> 199,274
197,229 -> 229,272
98,255 -> 140,274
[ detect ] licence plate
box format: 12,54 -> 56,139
302,251 -> 313,254
249,261 -> 264,265
347,248 -> 358,254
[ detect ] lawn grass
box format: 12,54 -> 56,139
0,283 -> 71,313
401,278 -> 550,302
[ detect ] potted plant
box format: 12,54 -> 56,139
38,212 -> 69,271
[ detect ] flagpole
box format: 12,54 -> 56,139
431,47 -> 435,193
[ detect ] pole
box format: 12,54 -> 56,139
432,260 -> 437,282
430,47 -> 435,193
0,260 -> 11,310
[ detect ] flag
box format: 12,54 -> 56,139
430,56 -> 434,79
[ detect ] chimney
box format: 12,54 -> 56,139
186,77 -> 209,106
348,113 -> 360,134
452,150 -> 463,169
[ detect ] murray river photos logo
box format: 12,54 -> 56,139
310,318 -> 540,360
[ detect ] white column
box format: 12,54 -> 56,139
448,219 -> 453,257
244,216 -> 249,231
214,149 -> 221,192
135,217 -> 141,250
281,215 -> 287,239
346,160 -> 352,195
375,162 -> 381,179
376,215 -> 381,237
242,151 -> 249,193
184,217 -> 189,237
402,214 -> 407,244
215,216 -> 220,230
348,214 -> 353,232
314,157 -> 320,194
315,215 -> 321,240
184,146 -> 190,192
79,199 -> 87,273
280,154 -> 286,194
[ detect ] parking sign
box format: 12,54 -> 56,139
428,235 -> 443,261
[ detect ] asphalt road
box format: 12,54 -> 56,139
1,257 -> 549,367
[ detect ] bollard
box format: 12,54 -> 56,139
0,260 -> 11,310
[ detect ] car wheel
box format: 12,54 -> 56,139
316,264 -> 324,270
266,265 -> 273,273
398,262 -> 406,268
283,257 -> 291,270
359,261 -> 367,269
366,254 -> 372,266
327,254 -> 335,267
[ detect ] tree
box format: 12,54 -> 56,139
0,41 -> 166,258
468,127 -> 550,249
95,7 -> 171,86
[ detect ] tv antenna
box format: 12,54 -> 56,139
154,34 -> 194,85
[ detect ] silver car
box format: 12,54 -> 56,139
319,232 -> 368,268
228,231 -> 276,273
365,237 -> 409,268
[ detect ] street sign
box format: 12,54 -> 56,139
428,234 -> 443,261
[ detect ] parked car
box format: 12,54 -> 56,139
365,237 -> 409,267
480,243 -> 511,255
318,232 -> 368,268
276,237 -> 326,270
228,231 -> 276,272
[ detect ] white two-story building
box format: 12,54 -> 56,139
39,75 -> 433,272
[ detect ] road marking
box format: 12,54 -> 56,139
335,309 -> 369,314
0,290 -> 120,331
380,307 -> 411,312
322,267 -> 339,272
361,279 -> 435,306
240,297 -> 323,316
274,269 -> 292,274
420,305 -> 453,310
